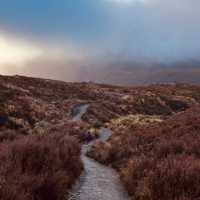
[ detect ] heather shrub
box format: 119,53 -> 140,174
89,106 -> 200,200
0,111 -> 8,126
149,156 -> 200,200
120,157 -> 155,199
0,133 -> 83,200
156,140 -> 185,159
48,121 -> 89,142
121,156 -> 200,200
0,130 -> 21,142
166,99 -> 189,112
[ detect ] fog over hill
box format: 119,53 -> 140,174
1,0 -> 200,86
3,58 -> 200,86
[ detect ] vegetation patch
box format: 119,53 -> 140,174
109,114 -> 163,129
0,133 -> 83,200
1,75 -> 200,200
89,106 -> 200,200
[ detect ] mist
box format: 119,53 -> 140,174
0,0 -> 200,85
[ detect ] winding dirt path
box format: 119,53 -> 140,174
69,105 -> 131,200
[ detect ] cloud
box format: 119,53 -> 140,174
0,0 -> 200,66
0,31 -> 90,76
106,0 -> 148,4
0,33 -> 42,66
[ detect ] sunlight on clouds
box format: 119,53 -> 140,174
0,32 -> 89,75
0,34 -> 43,67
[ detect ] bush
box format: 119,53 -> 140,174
0,134 -> 83,200
0,112 -> 8,127
89,106 -> 200,200
121,156 -> 200,200
149,156 -> 200,200
0,130 -> 20,142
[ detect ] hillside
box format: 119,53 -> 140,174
57,60 -> 200,86
0,75 -> 200,200
12,60 -> 200,86
79,61 -> 200,86
89,107 -> 200,200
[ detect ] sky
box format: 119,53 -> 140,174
0,0 -> 200,78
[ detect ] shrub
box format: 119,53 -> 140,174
0,112 -> 8,127
0,134 -> 83,200
149,156 -> 200,200
121,156 -> 200,200
89,106 -> 200,200
0,130 -> 21,142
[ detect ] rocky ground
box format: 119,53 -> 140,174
0,75 -> 200,200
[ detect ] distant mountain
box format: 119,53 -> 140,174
76,60 -> 200,86
5,58 -> 200,86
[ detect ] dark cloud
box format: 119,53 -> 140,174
0,0 -> 200,63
